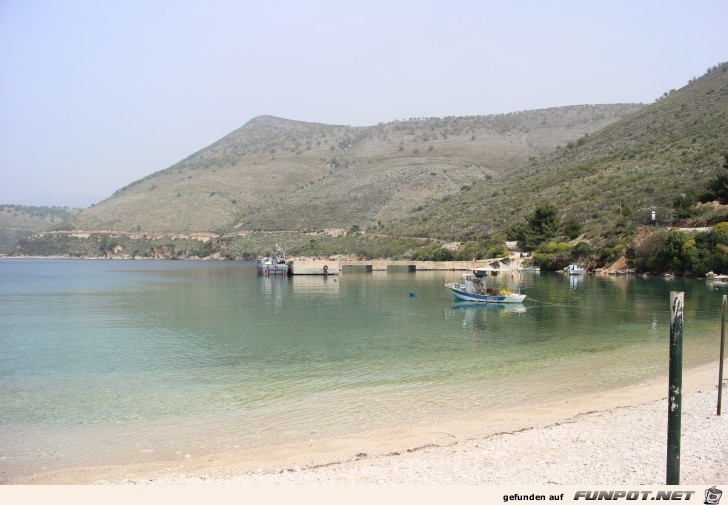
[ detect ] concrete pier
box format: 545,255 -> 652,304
290,258 -> 520,275
289,259 -> 340,275
340,260 -> 476,271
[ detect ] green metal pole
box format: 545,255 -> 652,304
666,291 -> 684,485
719,296 -> 726,416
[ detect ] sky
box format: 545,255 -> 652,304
1,0 -> 726,208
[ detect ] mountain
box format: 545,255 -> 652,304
388,62 -> 728,242
17,62 -> 728,260
15,104 -> 642,257
0,205 -> 80,254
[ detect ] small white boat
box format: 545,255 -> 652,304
706,271 -> 728,280
444,268 -> 526,304
566,264 -> 584,275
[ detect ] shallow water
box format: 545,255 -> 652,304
0,259 -> 723,480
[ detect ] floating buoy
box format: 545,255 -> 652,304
410,291 -> 416,298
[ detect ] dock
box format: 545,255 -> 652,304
289,257 -> 523,275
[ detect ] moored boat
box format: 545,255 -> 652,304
566,264 -> 584,275
256,246 -> 291,276
444,268 -> 526,303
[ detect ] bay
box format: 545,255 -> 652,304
0,259 -> 723,481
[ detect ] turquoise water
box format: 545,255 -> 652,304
0,259 -> 724,480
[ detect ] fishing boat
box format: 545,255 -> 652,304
566,264 -> 584,275
444,267 -> 526,303
256,246 -> 290,276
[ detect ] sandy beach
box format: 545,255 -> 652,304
11,362 -> 726,486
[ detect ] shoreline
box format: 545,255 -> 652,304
0,255 -> 719,280
12,362 -> 726,485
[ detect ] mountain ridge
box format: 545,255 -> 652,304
58,103 -> 643,235
13,62 -> 728,259
387,62 -> 728,242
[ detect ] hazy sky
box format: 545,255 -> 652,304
1,0 -> 726,207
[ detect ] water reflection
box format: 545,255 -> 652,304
448,301 -> 527,329
290,275 -> 340,294
706,279 -> 728,292
569,274 -> 583,289
451,301 -> 528,314
256,275 -> 289,310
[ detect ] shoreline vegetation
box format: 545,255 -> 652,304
10,362 -> 726,485
5,215 -> 728,279
0,252 -> 718,279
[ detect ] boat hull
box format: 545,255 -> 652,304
446,285 -> 526,303
257,264 -> 289,276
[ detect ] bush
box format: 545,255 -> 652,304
599,243 -> 626,265
687,230 -> 728,275
673,193 -> 696,219
411,245 -> 454,261
572,241 -> 592,256
562,216 -> 582,240
633,229 -> 688,273
539,241 -> 572,254
532,241 -> 572,270
459,239 -> 509,260
712,222 -> 728,239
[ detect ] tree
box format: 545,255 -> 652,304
532,241 -> 572,270
687,224 -> 728,275
562,216 -> 582,240
673,192 -> 696,219
507,204 -> 561,251
530,204 -> 560,239
633,229 -> 688,273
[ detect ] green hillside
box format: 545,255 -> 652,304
388,63 -> 728,242
16,61 -> 728,262
58,106 -> 640,234
15,104 -> 641,258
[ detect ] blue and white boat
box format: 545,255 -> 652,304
444,268 -> 526,304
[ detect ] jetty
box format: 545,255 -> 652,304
289,257 -> 525,275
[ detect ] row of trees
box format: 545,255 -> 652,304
655,153 -> 728,275
632,224 -> 728,276
507,200 -> 728,275
502,153 -> 728,275
409,239 -> 509,262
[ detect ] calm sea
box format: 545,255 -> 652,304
0,259 -> 724,481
